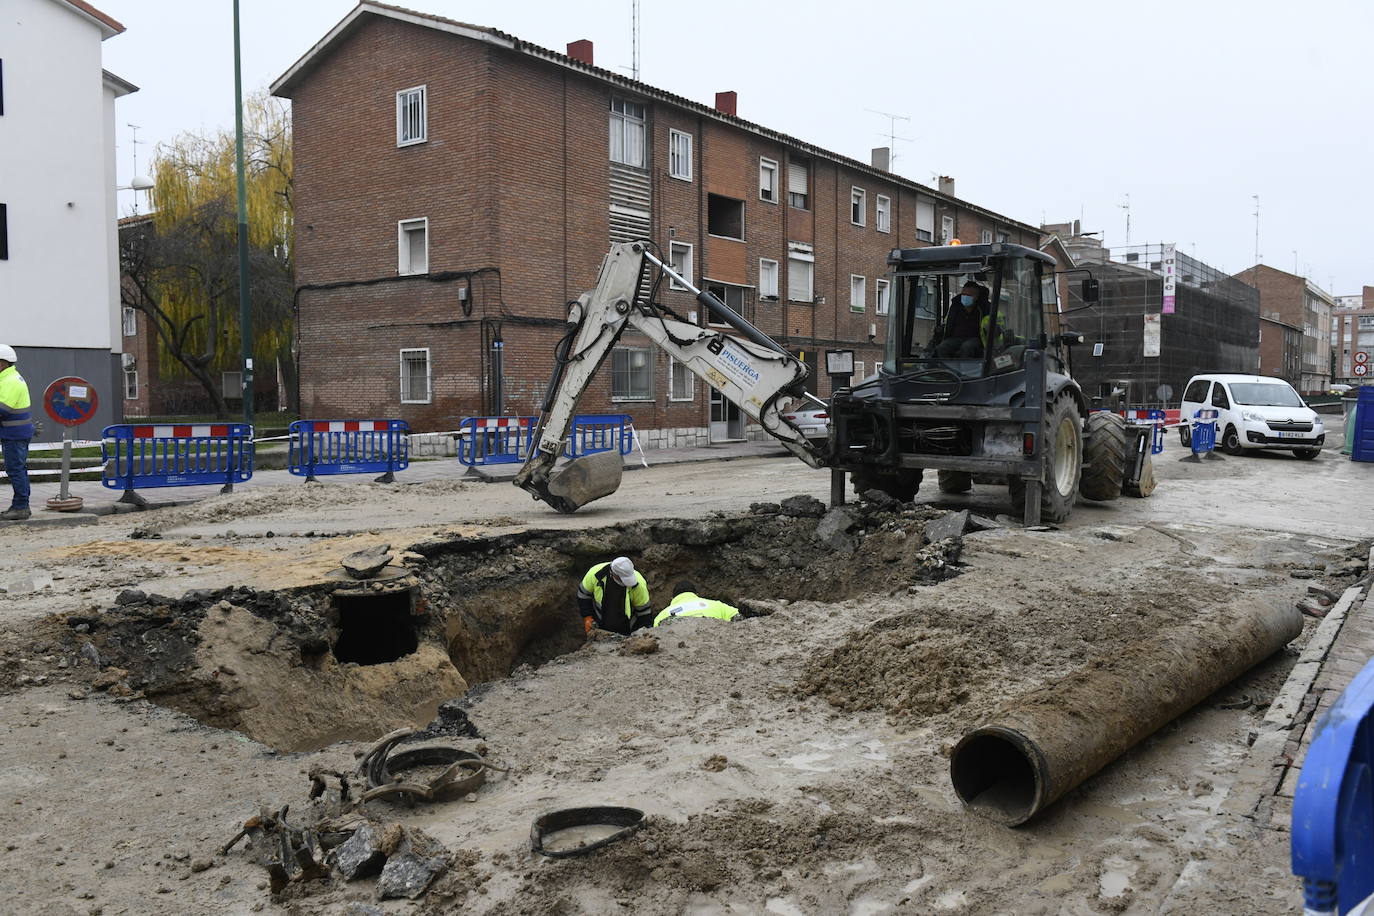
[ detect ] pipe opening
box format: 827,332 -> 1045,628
333,590 -> 418,665
950,732 -> 1038,826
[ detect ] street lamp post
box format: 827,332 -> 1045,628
232,0 -> 253,425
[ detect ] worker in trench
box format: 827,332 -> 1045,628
576,556 -> 653,635
652,580 -> 740,627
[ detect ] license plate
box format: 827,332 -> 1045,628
1276,431 -> 1304,439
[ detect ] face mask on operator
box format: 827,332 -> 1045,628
960,294 -> 975,307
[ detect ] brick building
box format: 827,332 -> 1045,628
1259,315 -> 1303,389
1236,264 -> 1334,393
1331,286 -> 1374,387
270,2 -> 1041,443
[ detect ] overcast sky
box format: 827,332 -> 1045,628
101,0 -> 1373,295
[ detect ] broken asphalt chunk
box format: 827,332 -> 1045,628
342,543 -> 394,580
923,510 -> 970,544
334,824 -> 387,881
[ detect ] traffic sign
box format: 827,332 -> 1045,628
1355,364 -> 1369,377
1355,350 -> 1369,365
43,376 -> 99,426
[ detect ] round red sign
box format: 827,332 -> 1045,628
43,376 -> 99,427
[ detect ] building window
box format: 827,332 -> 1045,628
996,231 -> 1009,243
875,278 -> 890,316
222,371 -> 242,399
396,86 -> 427,146
668,241 -> 693,290
980,229 -> 993,245
850,275 -> 866,312
123,368 -> 138,400
707,194 -> 744,240
704,283 -> 746,328
612,347 -> 652,400
668,358 -> 693,401
854,361 -> 865,381
400,348 -> 431,404
788,159 -> 809,209
759,258 -> 779,299
122,307 -> 137,337
609,98 -> 646,167
851,187 -> 866,226
941,215 -> 955,244
398,218 -> 428,275
668,129 -> 692,180
875,195 -> 890,233
916,197 -> 935,242
788,243 -> 814,303
759,158 -> 778,203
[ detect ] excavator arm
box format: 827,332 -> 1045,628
513,241 -> 827,513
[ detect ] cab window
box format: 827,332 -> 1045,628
1210,383 -> 1230,409
1183,379 -> 1210,403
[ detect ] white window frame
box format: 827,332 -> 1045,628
788,160 -> 809,209
788,243 -> 814,303
759,258 -> 779,299
996,230 -> 1009,243
668,129 -> 692,181
609,97 -> 646,167
399,347 -> 432,404
396,85 -> 427,147
875,278 -> 890,316
123,367 -> 138,400
668,241 -> 693,291
398,217 -> 428,275
916,197 -> 935,242
668,357 -> 694,402
875,194 -> 891,233
850,274 -> 867,312
759,157 -> 779,203
941,215 -> 955,244
611,346 -> 653,401
854,361 -> 865,381
851,187 -> 867,227
122,306 -> 137,337
980,229 -> 993,245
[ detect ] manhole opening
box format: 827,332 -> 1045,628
333,589 -> 418,665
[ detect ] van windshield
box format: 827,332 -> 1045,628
1229,383 -> 1304,407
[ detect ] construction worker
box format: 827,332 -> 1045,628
935,282 -> 989,358
577,556 -> 652,635
652,581 -> 740,627
0,345 -> 34,521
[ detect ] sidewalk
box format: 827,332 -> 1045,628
1,438 -> 794,523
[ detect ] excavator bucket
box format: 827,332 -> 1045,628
540,450 -> 624,513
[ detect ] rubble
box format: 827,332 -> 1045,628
377,829 -> 449,899
341,543 -> 394,580
923,509 -> 971,544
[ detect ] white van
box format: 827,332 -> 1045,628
1178,374 -> 1325,459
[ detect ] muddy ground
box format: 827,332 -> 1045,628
0,444 -> 1368,915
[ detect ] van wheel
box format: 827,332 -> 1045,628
1221,425 -> 1243,455
1293,448 -> 1320,460
1178,426 -> 1192,448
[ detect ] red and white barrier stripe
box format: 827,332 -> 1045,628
131,424 -> 233,439
304,420 -> 390,433
473,417 -> 531,429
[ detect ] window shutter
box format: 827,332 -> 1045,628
788,162 -> 808,194
916,199 -> 935,235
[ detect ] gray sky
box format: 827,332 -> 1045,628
103,0 -> 1373,295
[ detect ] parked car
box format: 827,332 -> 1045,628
1178,373 -> 1325,459
780,401 -> 830,441
1329,383 -> 1355,395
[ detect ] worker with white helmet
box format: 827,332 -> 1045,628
0,345 -> 34,521
576,556 -> 652,635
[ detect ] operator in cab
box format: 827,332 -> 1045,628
934,281 -> 990,358
652,581 -> 740,627
577,556 -> 653,635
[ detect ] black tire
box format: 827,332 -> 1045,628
1221,425 -> 1244,456
1008,392 -> 1083,524
1124,452 -> 1157,497
1293,448 -> 1320,460
1178,426 -> 1192,448
852,468 -> 923,502
1081,412 -> 1126,502
937,470 -> 973,494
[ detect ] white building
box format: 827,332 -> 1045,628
0,0 -> 134,439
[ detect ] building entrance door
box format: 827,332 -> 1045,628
710,388 -> 744,441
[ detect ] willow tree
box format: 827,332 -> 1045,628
119,92 -> 294,417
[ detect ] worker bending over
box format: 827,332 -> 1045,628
577,556 -> 652,635
653,581 -> 740,627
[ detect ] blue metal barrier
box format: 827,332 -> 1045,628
1185,408 -> 1219,460
456,416 -> 535,466
102,423 -> 254,506
1351,387 -> 1374,462
289,419 -> 409,483
1292,654 -> 1374,915
567,414 -> 634,458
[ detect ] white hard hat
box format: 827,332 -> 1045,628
609,556 -> 637,587
0,345 -> 15,363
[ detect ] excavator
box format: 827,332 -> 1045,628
514,240 -> 1151,524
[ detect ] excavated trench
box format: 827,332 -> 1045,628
50,496 -> 964,752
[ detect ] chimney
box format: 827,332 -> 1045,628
566,39 -> 593,66
937,175 -> 956,197
870,147 -> 891,171
714,91 -> 737,116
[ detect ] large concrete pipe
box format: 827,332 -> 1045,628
950,601 -> 1302,826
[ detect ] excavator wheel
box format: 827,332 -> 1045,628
937,470 -> 973,494
852,468 -> 923,503
1008,391 -> 1083,524
1080,411 -> 1126,502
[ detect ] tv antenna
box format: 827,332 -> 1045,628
1118,193 -> 1131,246
866,108 -> 913,168
621,0 -> 641,80
1252,194 -> 1261,268
127,122 -> 144,213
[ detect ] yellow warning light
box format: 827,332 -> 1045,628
949,238 -> 962,245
